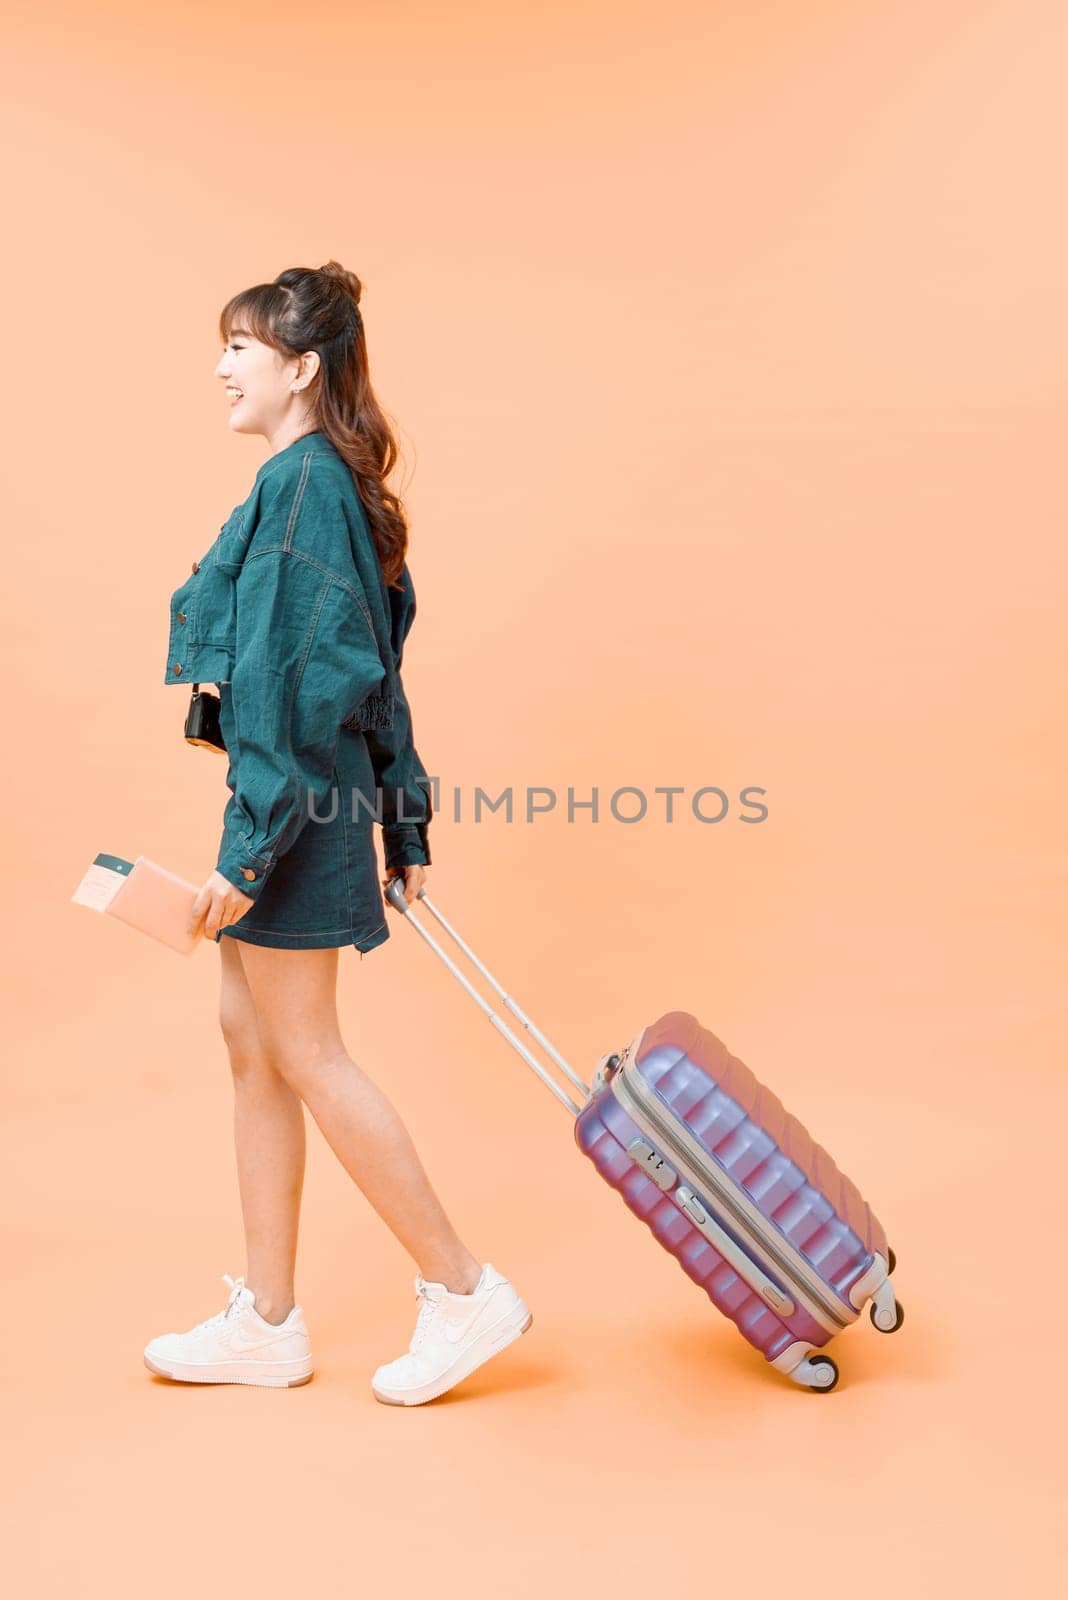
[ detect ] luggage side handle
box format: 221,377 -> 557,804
384,878 -> 590,1117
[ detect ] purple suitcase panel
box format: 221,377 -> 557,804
636,1011 -> 887,1302
575,1087 -> 825,1362
639,1050 -> 870,1306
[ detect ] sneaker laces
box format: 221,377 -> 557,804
408,1275 -> 447,1355
190,1273 -> 253,1338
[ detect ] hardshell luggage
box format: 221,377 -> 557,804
384,880 -> 904,1393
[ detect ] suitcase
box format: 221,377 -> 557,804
384,879 -> 904,1393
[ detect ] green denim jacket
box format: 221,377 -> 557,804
164,431 -> 433,900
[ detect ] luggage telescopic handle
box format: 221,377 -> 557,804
383,877 -> 590,1116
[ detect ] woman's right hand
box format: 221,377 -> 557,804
383,863 -> 426,906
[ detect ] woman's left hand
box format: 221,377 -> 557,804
189,869 -> 256,940
383,863 -> 427,907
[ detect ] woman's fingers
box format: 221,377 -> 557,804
207,891 -> 240,938
383,864 -> 427,905
204,890 -> 226,939
406,865 -> 427,903
189,883 -> 210,940
190,872 -> 254,938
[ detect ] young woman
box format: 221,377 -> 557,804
145,261 -> 532,1404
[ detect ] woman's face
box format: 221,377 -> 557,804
214,326 -> 317,438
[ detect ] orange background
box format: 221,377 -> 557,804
3,0 -> 1065,1593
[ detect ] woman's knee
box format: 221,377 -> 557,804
217,943 -> 281,1081
277,1040 -> 349,1091
218,1004 -> 336,1082
218,991 -> 340,1089
218,1010 -> 281,1085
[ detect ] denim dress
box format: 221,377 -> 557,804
163,431 -> 433,954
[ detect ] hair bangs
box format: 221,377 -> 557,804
218,283 -> 292,351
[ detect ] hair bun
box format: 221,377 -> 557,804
318,259 -> 362,306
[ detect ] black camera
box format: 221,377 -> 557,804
184,684 -> 227,753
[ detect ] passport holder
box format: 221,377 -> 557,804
71,853 -> 202,956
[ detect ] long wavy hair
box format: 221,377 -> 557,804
218,261 -> 411,589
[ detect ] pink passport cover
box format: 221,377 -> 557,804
106,857 -> 202,955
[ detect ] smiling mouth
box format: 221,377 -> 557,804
226,388 -> 244,405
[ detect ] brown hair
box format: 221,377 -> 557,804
218,260 -> 410,588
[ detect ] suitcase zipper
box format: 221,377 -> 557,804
611,1058 -> 852,1333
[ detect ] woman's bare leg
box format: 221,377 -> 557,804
231,941 -> 483,1296
218,936 -> 305,1323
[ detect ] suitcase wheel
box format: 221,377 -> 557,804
887,1245 -> 897,1275
870,1298 -> 905,1334
791,1354 -> 839,1393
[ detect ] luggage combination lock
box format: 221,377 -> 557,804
626,1137 -> 677,1192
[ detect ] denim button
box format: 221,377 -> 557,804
240,867 -> 256,881
177,611 -> 186,623
172,663 -> 182,674
191,560 -> 200,574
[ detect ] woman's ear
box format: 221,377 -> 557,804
293,349 -> 321,392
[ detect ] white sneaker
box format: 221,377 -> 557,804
371,1262 -> 533,1406
144,1273 -> 314,1388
